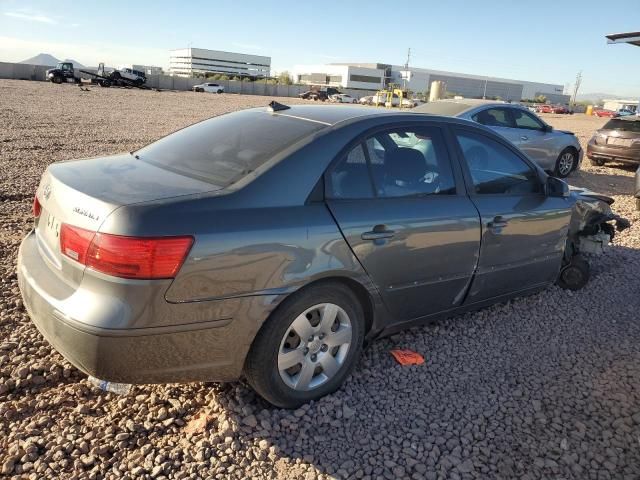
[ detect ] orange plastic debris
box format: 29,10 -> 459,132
390,349 -> 425,366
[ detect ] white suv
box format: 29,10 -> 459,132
192,83 -> 225,94
116,67 -> 146,86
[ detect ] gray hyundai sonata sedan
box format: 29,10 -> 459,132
18,103 -> 627,407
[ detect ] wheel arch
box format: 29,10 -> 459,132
245,275 -> 376,368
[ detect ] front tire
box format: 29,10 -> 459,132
245,283 -> 365,408
554,148 -> 576,178
557,255 -> 590,291
589,156 -> 605,166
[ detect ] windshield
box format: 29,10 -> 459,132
603,118 -> 640,133
135,109 -> 324,187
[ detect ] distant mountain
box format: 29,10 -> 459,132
576,92 -> 636,101
63,59 -> 84,69
19,53 -> 60,67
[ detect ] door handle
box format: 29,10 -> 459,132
487,216 -> 508,231
361,225 -> 395,241
520,135 -> 529,141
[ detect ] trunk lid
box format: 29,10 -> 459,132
35,153 -> 218,285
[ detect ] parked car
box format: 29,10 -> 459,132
299,87 -> 341,101
192,83 -> 225,93
19,104 -> 627,408
551,105 -> 572,114
359,95 -> 374,105
414,100 -> 583,177
537,105 -> 553,113
617,109 -> 636,117
635,166 -> 640,210
329,94 -> 357,104
593,108 -> 618,118
587,117 -> 640,167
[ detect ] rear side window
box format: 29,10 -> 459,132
136,110 -> 324,187
327,144 -> 374,199
456,131 -> 541,195
472,108 -> 514,128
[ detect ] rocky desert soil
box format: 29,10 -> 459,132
1,79 -> 639,479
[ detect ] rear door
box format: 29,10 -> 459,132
325,123 -> 481,322
452,127 -> 572,304
471,107 -> 517,142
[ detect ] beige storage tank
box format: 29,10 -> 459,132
429,81 -> 445,102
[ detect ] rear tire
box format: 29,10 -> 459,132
217,89 -> 223,94
52,76 -> 63,84
245,282 -> 365,408
589,157 -> 605,166
554,148 -> 577,178
557,255 -> 590,291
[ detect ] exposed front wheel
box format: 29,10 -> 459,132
245,283 -> 365,408
52,76 -> 63,84
554,149 -> 576,178
557,255 -> 590,291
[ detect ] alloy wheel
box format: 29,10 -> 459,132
278,303 -> 352,392
558,152 -> 575,176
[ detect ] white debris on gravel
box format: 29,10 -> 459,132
1,80 -> 639,479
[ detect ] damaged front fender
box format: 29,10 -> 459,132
567,187 -> 630,257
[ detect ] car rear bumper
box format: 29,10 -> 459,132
587,140 -> 640,165
17,231 -> 274,384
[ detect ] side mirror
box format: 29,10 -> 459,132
547,176 -> 569,197
543,124 -> 553,133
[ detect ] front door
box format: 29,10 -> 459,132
325,124 -> 481,321
452,127 -> 573,304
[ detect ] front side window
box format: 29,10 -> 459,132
472,108 -> 514,128
368,127 -> 456,197
512,109 -> 545,130
456,131 -> 541,195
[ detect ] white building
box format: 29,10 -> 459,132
293,61 -> 569,103
169,48 -> 271,78
292,64 -> 384,91
603,99 -> 638,112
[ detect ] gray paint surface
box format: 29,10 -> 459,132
19,105 -> 584,384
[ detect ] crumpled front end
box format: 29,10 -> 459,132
567,188 -> 630,257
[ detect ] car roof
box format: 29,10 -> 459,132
412,99 -> 510,116
263,104 -> 394,125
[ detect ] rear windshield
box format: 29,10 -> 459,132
136,110 -> 324,186
603,118 -> 640,133
413,101 -> 471,116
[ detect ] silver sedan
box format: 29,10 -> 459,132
414,100 -> 583,178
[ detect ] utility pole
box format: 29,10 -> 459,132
402,47 -> 411,92
571,71 -> 582,108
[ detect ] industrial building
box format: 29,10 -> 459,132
292,62 -> 569,103
603,99 -> 638,112
169,48 -> 271,78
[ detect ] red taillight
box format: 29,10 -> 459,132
60,224 -> 95,264
33,195 -> 42,218
60,224 -> 193,279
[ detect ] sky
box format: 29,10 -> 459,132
1,0 -> 639,96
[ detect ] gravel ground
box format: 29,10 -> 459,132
1,79 -> 639,480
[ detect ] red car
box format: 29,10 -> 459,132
551,105 -> 571,114
593,108 -> 618,118
537,105 -> 553,113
